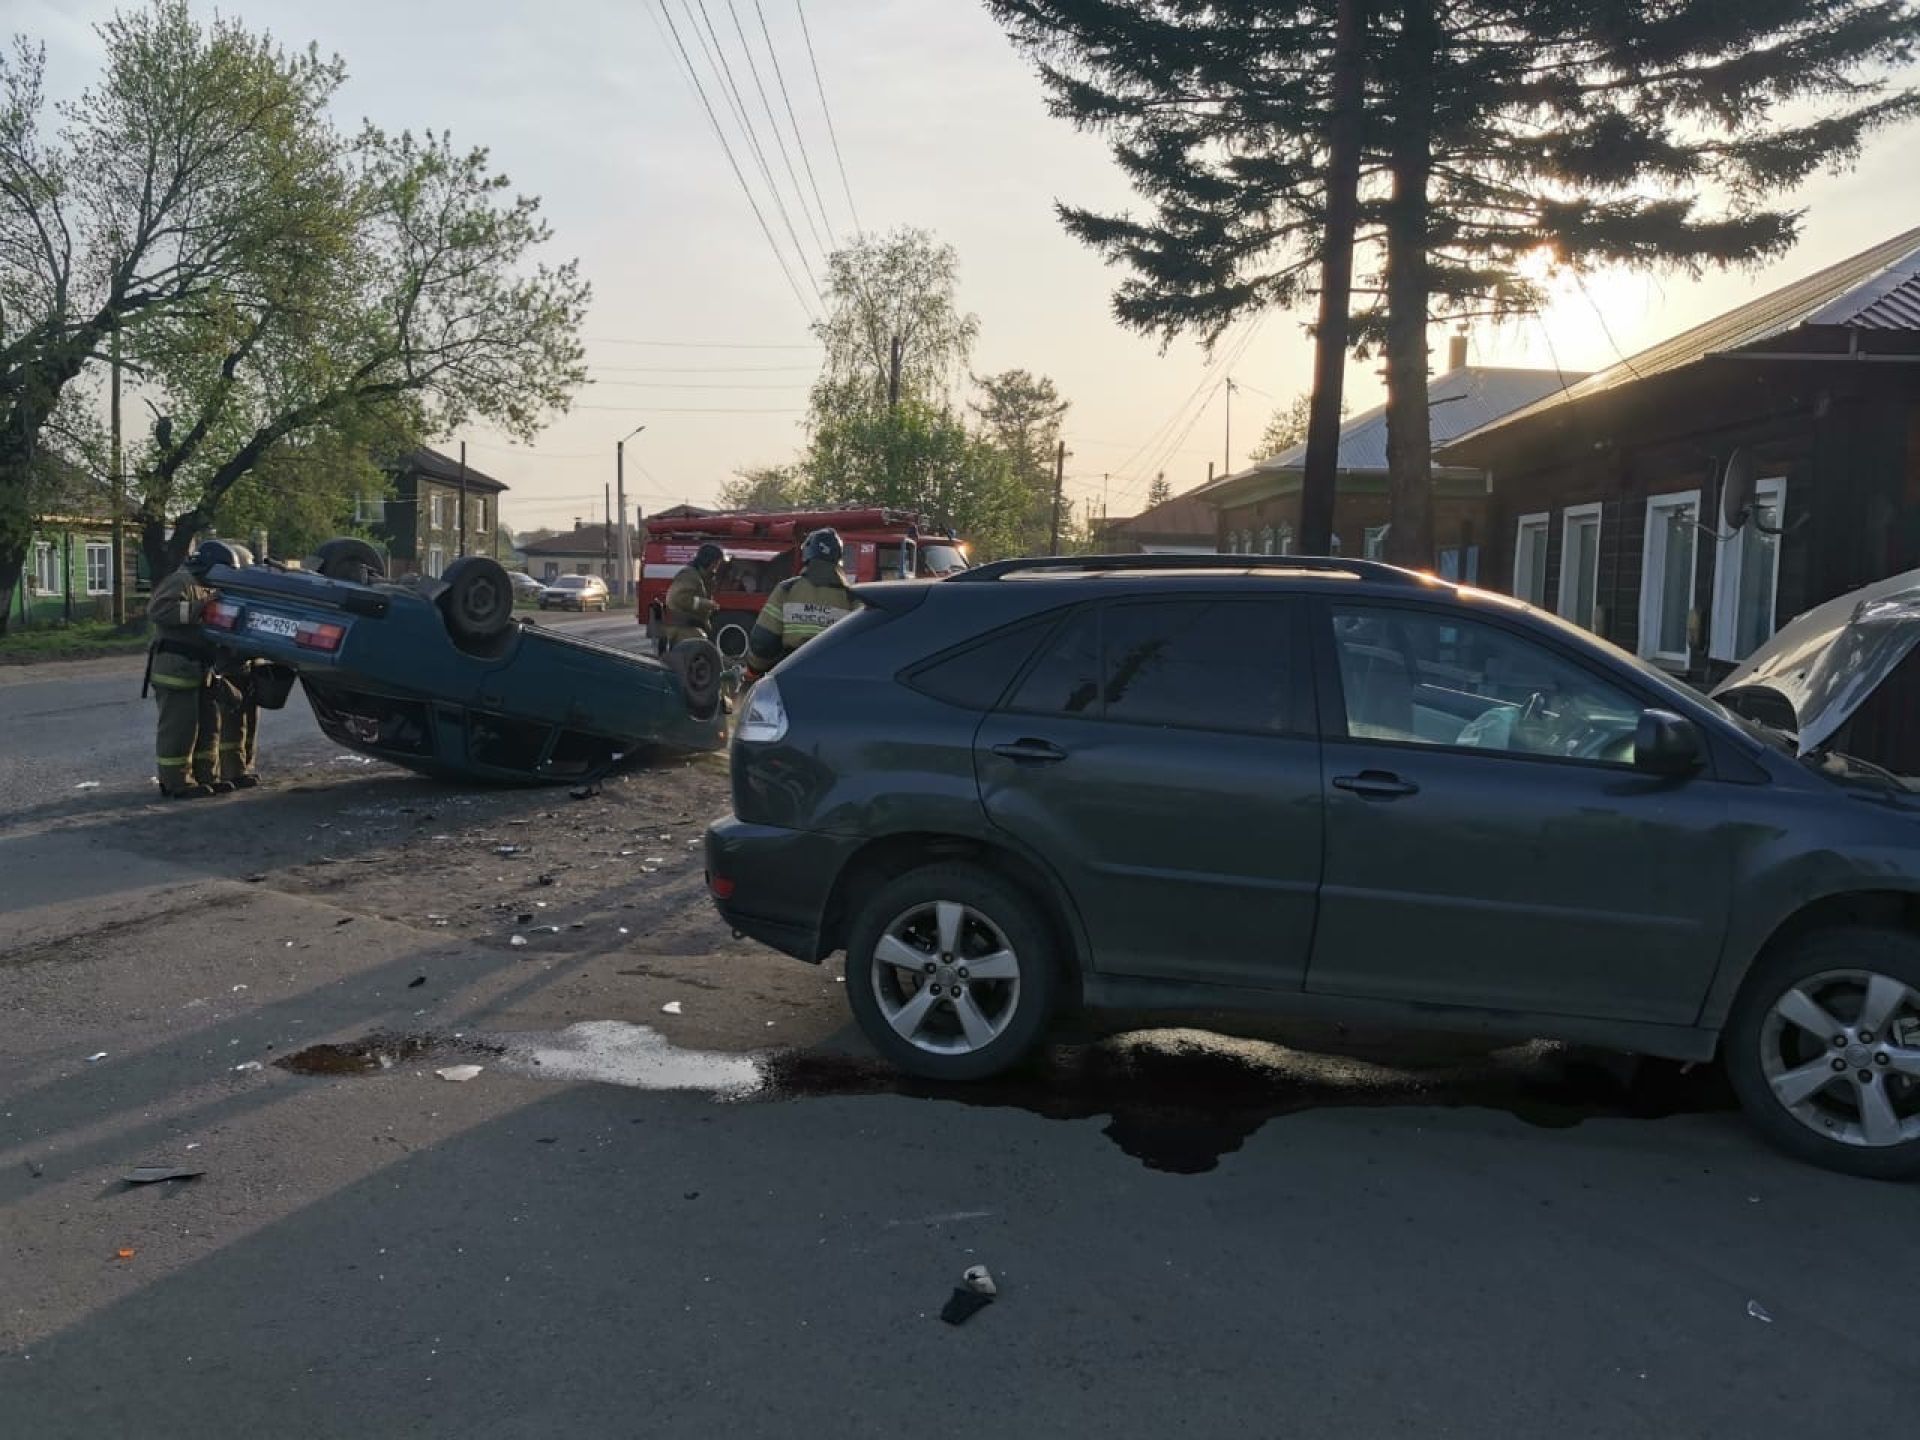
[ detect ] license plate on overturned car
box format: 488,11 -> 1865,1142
248,610 -> 300,638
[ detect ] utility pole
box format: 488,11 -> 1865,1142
886,335 -> 904,408
1049,439 -> 1066,556
603,482 -> 612,577
616,424 -> 645,603
457,441 -> 468,559
1301,0 -> 1366,556
1224,377 -> 1237,477
109,328 -> 125,626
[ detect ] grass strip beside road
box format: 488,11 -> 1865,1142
0,620 -> 150,665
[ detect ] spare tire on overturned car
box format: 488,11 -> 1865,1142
438,555 -> 515,643
667,638 -> 723,721
307,537 -> 387,585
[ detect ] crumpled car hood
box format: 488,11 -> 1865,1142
1712,567 -> 1920,755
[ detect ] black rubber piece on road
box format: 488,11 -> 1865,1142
439,556 -> 514,642
844,863 -> 1059,1083
1724,924 -> 1920,1180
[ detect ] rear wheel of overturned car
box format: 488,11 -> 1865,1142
844,863 -> 1058,1082
667,638 -> 723,721
438,556 -> 514,642
1725,926 -> 1920,1179
309,537 -> 386,585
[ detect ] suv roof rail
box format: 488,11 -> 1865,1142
947,553 -> 1428,585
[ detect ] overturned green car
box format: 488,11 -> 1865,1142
198,541 -> 727,783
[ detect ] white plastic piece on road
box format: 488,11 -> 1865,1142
85,1052 -> 108,1063
435,1065 -> 484,1083
963,1265 -> 997,1296
661,1001 -> 683,1016
510,935 -> 529,948
1747,1300 -> 1773,1323
232,1060 -> 263,1073
74,781 -> 101,790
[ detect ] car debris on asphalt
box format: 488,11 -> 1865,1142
122,1167 -> 205,1186
436,1065 -> 484,1083
660,1001 -> 684,1015
1747,1300 -> 1773,1323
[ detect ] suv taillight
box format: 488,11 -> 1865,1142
736,678 -> 788,744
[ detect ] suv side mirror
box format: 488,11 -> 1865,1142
1634,708 -> 1703,776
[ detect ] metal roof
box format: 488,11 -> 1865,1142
1444,225 -> 1920,450
401,445 -> 509,493
1194,365 -> 1581,501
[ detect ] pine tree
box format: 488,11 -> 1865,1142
988,0 -> 1920,563
1145,472 -> 1172,508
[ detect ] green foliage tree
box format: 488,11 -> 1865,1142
1254,394 -> 1315,464
0,2 -> 349,629
1143,473 -> 1172,508
970,368 -> 1069,554
988,0 -> 1920,564
717,462 -> 807,511
805,399 -> 1028,560
812,227 -> 978,418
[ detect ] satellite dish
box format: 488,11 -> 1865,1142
1720,447 -> 1756,531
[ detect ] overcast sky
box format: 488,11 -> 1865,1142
23,0 -> 1920,530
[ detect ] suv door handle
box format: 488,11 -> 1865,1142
1332,770 -> 1419,799
992,739 -> 1068,764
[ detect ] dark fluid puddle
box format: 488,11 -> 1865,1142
760,1032 -> 1735,1174
275,1020 -> 1734,1175
274,1033 -> 471,1075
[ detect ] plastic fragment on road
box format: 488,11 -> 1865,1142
963,1265 -> 997,1296
85,1052 -> 108,1063
74,780 -> 100,790
1747,1300 -> 1773,1323
123,1167 -> 204,1185
661,1001 -> 683,1016
408,976 -> 427,988
496,844 -> 523,856
510,935 -> 529,948
436,1065 -> 483,1083
232,1060 -> 263,1073
116,1247 -> 135,1261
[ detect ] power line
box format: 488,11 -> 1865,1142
586,378 -> 810,390
587,361 -> 817,373
753,0 -> 837,251
725,0 -> 830,257
584,337 -> 818,349
688,0 -> 823,297
794,0 -> 862,235
652,2 -> 818,322
574,403 -> 806,414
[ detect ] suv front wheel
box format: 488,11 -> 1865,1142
844,863 -> 1058,1081
1725,926 -> 1920,1179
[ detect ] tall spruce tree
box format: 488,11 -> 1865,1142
988,0 -> 1920,564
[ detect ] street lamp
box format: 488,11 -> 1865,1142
615,423 -> 646,603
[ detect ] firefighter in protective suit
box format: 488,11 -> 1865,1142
209,543 -> 263,789
661,542 -> 728,645
744,528 -> 855,680
144,540 -> 236,798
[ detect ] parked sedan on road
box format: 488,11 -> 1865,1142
508,570 -> 547,604
198,540 -> 725,783
709,554 -> 1920,1177
540,575 -> 610,612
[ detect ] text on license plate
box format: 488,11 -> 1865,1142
248,611 -> 299,638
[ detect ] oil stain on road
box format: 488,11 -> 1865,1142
276,1022 -> 1733,1175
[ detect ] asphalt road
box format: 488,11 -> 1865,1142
1,617 -> 1917,1438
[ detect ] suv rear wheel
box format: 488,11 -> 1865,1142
1725,926 -> 1920,1179
844,863 -> 1058,1081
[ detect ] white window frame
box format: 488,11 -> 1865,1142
1557,503 -> 1603,629
1710,476 -> 1787,662
1363,524 -> 1389,560
472,497 -> 488,534
31,539 -> 59,595
1276,523 -> 1294,556
1512,512 -> 1549,606
428,492 -> 444,531
354,494 -> 385,524
1637,489 -> 1701,667
425,545 -> 445,578
84,541 -> 113,595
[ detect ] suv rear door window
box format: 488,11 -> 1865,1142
1008,599 -> 1294,734
907,619 -> 1053,710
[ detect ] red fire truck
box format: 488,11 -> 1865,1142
637,506 -> 969,657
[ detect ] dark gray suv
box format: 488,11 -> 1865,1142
706,556 -> 1920,1177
